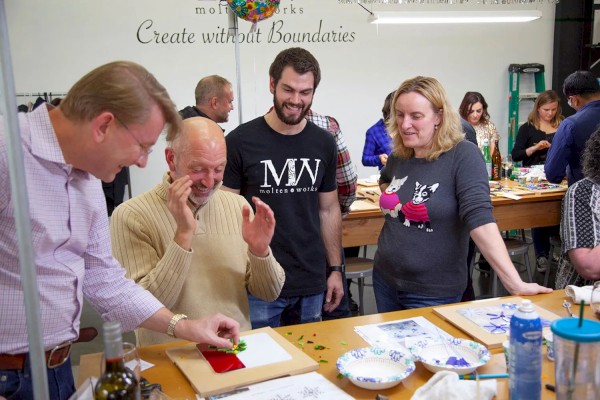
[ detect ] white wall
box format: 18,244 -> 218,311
5,0 -> 555,196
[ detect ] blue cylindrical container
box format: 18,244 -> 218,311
509,299 -> 542,400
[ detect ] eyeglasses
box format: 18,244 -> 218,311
114,115 -> 154,159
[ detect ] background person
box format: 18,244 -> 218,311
362,91 -> 394,169
511,90 -> 563,167
373,76 -> 551,312
179,75 -> 234,126
555,126 -> 600,288
511,90 -> 563,273
545,70 -> 600,186
459,91 -> 500,155
223,47 -> 344,328
0,61 -> 239,400
111,117 -> 285,345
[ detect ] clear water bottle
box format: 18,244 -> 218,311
509,299 -> 542,400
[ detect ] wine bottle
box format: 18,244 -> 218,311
491,139 -> 502,181
482,139 -> 492,180
94,321 -> 140,400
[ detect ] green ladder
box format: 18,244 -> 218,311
508,63 -> 546,153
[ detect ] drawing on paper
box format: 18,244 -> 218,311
457,303 -> 551,334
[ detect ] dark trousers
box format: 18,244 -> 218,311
322,249 -> 352,320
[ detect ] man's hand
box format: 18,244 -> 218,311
242,197 -> 274,257
167,176 -> 196,250
175,314 -> 240,348
323,271 -> 344,312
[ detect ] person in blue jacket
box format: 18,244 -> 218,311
362,92 -> 394,169
545,71 -> 600,186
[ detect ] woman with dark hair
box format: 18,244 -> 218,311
511,90 -> 564,273
459,91 -> 499,155
373,76 -> 550,311
511,90 -> 564,166
555,126 -> 600,288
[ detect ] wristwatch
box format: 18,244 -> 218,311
167,313 -> 188,338
328,265 -> 345,272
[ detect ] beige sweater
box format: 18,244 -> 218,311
110,173 -> 285,345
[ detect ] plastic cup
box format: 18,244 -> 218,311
550,318 -> 600,400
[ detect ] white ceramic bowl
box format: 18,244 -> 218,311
336,347 -> 415,390
410,338 -> 490,375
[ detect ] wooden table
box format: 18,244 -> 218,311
78,290 -> 590,399
342,182 -> 565,248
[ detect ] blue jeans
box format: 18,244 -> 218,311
248,293 -> 324,328
373,269 -> 463,313
0,356 -> 75,400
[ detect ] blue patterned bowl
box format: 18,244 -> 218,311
409,338 -> 490,375
336,347 -> 416,390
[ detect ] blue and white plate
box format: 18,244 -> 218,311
409,338 -> 490,375
336,347 -> 416,390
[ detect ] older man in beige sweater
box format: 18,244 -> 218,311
110,117 -> 285,345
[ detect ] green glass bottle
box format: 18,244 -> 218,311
94,322 -> 140,400
482,139 -> 492,180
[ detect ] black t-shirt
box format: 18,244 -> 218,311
224,117 -> 338,297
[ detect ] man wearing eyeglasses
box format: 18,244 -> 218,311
545,70 -> 600,186
0,61 -> 240,400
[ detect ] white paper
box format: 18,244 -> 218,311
354,316 -> 453,350
201,372 -> 353,400
125,358 -> 154,372
236,332 -> 291,368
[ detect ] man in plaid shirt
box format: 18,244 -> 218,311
305,109 -> 358,319
305,110 -> 357,216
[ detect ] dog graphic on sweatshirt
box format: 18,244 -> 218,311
401,181 -> 439,232
379,176 -> 407,219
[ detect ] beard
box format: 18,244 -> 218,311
188,183 -> 217,207
273,92 -> 312,126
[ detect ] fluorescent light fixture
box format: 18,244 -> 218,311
369,10 -> 542,24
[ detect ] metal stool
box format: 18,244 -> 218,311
345,257 -> 373,316
472,239 -> 533,298
544,235 -> 562,287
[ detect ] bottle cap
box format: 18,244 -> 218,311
103,321 -> 122,342
520,299 -> 534,312
483,139 -> 489,145
551,318 -> 600,343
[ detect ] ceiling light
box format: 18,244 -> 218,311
369,10 -> 542,24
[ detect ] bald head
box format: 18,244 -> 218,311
166,117 -> 227,206
172,117 -> 225,153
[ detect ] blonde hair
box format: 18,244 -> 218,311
387,76 -> 464,161
527,90 -> 564,129
60,61 -> 182,140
